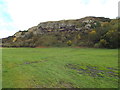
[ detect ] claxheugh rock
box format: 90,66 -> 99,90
2,16 -> 120,48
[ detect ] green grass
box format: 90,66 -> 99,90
2,48 -> 118,88
0,48 -> 2,89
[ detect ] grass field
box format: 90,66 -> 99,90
0,48 -> 2,89
2,48 -> 118,88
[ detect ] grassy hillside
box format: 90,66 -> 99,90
2,48 -> 118,88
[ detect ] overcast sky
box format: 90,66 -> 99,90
0,0 -> 119,38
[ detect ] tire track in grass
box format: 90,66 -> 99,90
65,64 -> 119,78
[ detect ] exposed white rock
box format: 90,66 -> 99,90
14,32 -> 23,38
85,24 -> 91,29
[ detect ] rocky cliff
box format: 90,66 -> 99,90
2,16 -> 119,48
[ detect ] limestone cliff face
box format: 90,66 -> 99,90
13,16 -> 110,38
2,16 -> 114,47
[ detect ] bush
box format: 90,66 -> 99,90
104,30 -> 118,48
78,42 -> 87,47
67,40 -> 72,46
99,39 -> 108,48
13,37 -> 17,42
94,43 -> 100,48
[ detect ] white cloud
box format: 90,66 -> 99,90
0,0 -> 119,38
0,19 -> 17,38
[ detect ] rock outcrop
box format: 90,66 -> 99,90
2,16 -> 119,48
